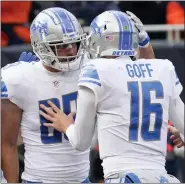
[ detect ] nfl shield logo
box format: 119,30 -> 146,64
105,35 -> 114,41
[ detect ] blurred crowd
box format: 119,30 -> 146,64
1,1 -> 184,47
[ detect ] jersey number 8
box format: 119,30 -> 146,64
38,92 -> 77,144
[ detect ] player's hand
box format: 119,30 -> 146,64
168,126 -> 184,148
126,11 -> 150,48
39,100 -> 74,133
18,52 -> 38,62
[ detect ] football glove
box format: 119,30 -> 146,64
126,11 -> 150,48
18,52 -> 38,62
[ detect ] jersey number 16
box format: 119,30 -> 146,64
128,81 -> 164,141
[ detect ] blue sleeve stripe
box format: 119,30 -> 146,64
1,94 -> 8,98
81,69 -> 100,80
1,81 -> 8,93
78,80 -> 101,86
1,80 -> 8,98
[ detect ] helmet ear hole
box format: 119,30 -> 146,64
104,24 -> 107,30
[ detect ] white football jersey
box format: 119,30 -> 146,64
1,61 -> 89,183
78,57 -> 183,178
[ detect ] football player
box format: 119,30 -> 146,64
39,10 -> 184,183
1,7 -> 89,183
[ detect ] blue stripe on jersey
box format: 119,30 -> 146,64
1,80 -> 8,98
124,173 -> 141,183
1,81 -> 7,93
53,8 -> 74,34
78,80 -> 101,86
1,81 -> 8,98
81,69 -> 100,80
1,94 -> 8,98
111,11 -> 130,50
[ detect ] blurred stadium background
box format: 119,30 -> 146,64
1,1 -> 184,183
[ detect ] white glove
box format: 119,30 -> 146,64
126,11 -> 150,48
174,146 -> 184,158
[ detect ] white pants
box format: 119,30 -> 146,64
105,169 -> 180,183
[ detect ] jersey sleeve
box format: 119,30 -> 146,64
77,63 -> 102,99
1,63 -> 24,109
170,62 -> 183,99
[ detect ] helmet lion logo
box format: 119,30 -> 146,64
31,21 -> 49,36
90,22 -> 102,38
